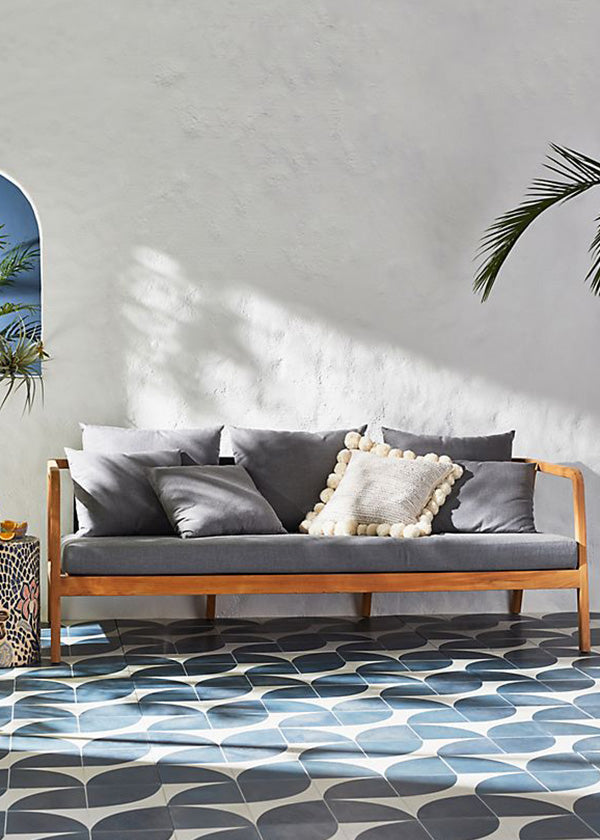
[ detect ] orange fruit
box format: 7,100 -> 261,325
0,531 -> 15,541
0,521 -> 27,538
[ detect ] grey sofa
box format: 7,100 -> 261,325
47,456 -> 590,663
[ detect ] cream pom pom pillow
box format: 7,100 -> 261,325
300,432 -> 463,539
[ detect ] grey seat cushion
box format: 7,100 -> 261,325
62,532 -> 578,576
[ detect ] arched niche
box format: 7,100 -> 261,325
0,171 -> 42,355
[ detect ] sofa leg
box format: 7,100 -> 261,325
361,593 -> 372,618
49,590 -> 61,665
578,577 -> 591,654
510,590 -> 523,614
206,595 -> 216,621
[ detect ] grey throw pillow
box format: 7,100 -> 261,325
148,465 -> 286,538
230,425 -> 367,532
80,423 -> 222,465
65,448 -> 182,537
432,460 -> 536,534
381,428 -> 515,461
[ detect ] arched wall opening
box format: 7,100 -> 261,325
0,172 -> 42,346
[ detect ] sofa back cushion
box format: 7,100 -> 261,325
149,465 -> 286,538
66,448 -> 182,537
381,428 -> 515,461
80,423 -> 222,465
230,425 -> 367,532
432,460 -> 536,534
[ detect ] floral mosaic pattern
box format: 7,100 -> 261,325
16,579 -> 39,624
0,613 -> 599,838
0,536 -> 39,667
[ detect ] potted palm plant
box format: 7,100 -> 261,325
475,144 -> 600,300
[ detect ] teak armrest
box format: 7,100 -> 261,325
511,457 -> 589,652
47,458 -> 69,572
514,458 -> 587,553
47,459 -> 69,662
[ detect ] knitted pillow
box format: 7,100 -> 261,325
300,433 -> 463,538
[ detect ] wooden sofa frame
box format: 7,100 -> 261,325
47,457 -> 590,663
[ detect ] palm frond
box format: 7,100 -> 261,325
475,144 -> 600,301
587,213 -> 600,295
0,316 -> 41,342
0,221 -> 46,410
0,242 -> 39,289
0,302 -> 39,318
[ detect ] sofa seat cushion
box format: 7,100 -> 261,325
62,532 -> 578,576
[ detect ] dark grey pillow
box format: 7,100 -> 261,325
80,423 -> 222,465
432,460 -> 536,534
148,465 -> 286,538
65,448 -> 182,537
230,425 -> 367,532
381,428 -> 515,461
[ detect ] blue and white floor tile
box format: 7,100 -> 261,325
0,613 -> 599,837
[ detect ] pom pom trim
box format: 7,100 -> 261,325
299,433 -> 463,538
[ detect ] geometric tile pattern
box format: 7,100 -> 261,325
1,613 -> 600,838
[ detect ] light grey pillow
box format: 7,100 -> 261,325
65,448 -> 182,537
230,425 -> 367,532
80,423 -> 222,465
148,465 -> 286,538
381,427 -> 515,461
432,460 -> 536,534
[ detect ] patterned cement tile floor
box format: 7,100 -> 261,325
1,614 -> 600,839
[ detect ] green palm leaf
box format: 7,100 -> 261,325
474,144 -> 600,301
0,241 -> 39,288
1,316 -> 41,342
588,213 -> 600,294
0,302 -> 39,318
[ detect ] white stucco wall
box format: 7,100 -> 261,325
1,0 -> 599,618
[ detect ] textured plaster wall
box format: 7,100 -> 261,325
0,0 -> 599,618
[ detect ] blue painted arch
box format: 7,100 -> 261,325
0,171 -> 41,342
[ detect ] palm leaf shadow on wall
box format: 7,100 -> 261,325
474,144 -> 600,301
0,173 -> 47,410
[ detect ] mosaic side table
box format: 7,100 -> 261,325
0,536 -> 40,666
